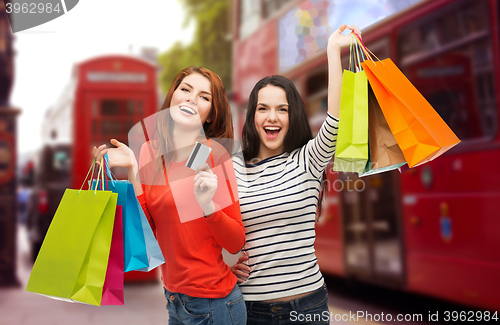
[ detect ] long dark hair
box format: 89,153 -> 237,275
241,75 -> 327,218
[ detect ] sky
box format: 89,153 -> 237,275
10,0 -> 194,156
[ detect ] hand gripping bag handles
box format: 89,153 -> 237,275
103,153 -> 165,272
352,33 -> 461,168
333,33 -> 369,173
26,158 -> 118,306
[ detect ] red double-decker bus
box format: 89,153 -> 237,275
29,55 -> 159,281
231,0 -> 500,310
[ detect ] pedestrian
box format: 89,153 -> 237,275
93,66 -> 247,325
17,184 -> 30,224
230,24 -> 361,325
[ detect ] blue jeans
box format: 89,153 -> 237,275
164,284 -> 247,325
245,284 -> 329,325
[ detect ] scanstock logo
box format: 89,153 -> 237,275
3,0 -> 79,32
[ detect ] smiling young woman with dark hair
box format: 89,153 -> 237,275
242,75 -> 312,159
241,75 -> 329,218
231,25 -> 361,325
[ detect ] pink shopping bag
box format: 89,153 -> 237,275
101,205 -> 124,305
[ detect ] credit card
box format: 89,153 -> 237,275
185,142 -> 212,170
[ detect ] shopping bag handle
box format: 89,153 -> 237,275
79,158 -> 96,194
352,32 -> 372,61
103,153 -> 118,188
97,157 -> 104,193
351,32 -> 384,66
90,158 -> 102,191
91,158 -> 105,194
349,34 -> 355,72
103,158 -> 109,190
78,157 -> 105,195
355,36 -> 367,63
354,35 -> 366,71
349,34 -> 366,72
98,157 -> 109,191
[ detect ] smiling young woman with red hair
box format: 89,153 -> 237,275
93,66 -> 246,325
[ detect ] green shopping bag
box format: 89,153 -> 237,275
26,159 -> 117,306
333,35 -> 369,173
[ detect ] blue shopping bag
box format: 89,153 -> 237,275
103,154 -> 164,272
92,175 -> 148,272
134,198 -> 165,272
110,180 -> 149,272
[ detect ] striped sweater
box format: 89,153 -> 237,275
232,113 -> 339,301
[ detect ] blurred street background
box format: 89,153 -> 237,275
1,0 -> 500,324
1,225 -> 483,325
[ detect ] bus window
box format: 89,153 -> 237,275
366,37 -> 390,61
240,0 -> 261,39
398,0 -> 497,141
263,0 -> 293,19
305,71 -> 327,135
306,70 -> 328,97
460,0 -> 489,33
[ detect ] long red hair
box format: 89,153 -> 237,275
160,66 -> 233,138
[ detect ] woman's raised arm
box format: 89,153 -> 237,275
327,24 -> 362,119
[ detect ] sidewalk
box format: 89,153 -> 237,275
0,225 -> 167,325
0,282 -> 167,325
1,225 -> 402,325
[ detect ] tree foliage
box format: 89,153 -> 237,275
158,0 -> 231,95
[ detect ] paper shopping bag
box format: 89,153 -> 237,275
332,39 -> 369,173
100,205 -> 124,305
26,185 -> 117,305
134,201 -> 165,272
106,180 -> 149,272
361,58 -> 460,167
347,32 -> 460,168
101,153 -> 164,272
358,86 -> 407,177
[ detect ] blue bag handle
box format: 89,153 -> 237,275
103,153 -> 118,188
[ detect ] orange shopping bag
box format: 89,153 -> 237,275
352,33 -> 460,168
